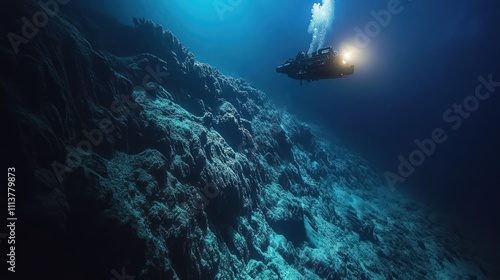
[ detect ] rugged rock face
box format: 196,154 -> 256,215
2,1 -> 497,279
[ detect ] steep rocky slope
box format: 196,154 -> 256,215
1,1 -> 497,279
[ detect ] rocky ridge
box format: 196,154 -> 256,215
1,1 -> 497,279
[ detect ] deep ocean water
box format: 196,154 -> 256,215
2,1 -> 499,279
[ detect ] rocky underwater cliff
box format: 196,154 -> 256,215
1,1 -> 498,279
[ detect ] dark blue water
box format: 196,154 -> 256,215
79,0 -> 500,232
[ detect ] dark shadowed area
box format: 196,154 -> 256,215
2,0 -> 500,279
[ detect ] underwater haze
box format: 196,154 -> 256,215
2,0 -> 500,279
80,0 -> 500,235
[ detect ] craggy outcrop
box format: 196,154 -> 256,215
1,1 -> 497,279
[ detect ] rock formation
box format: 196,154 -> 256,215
1,1 -> 497,279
